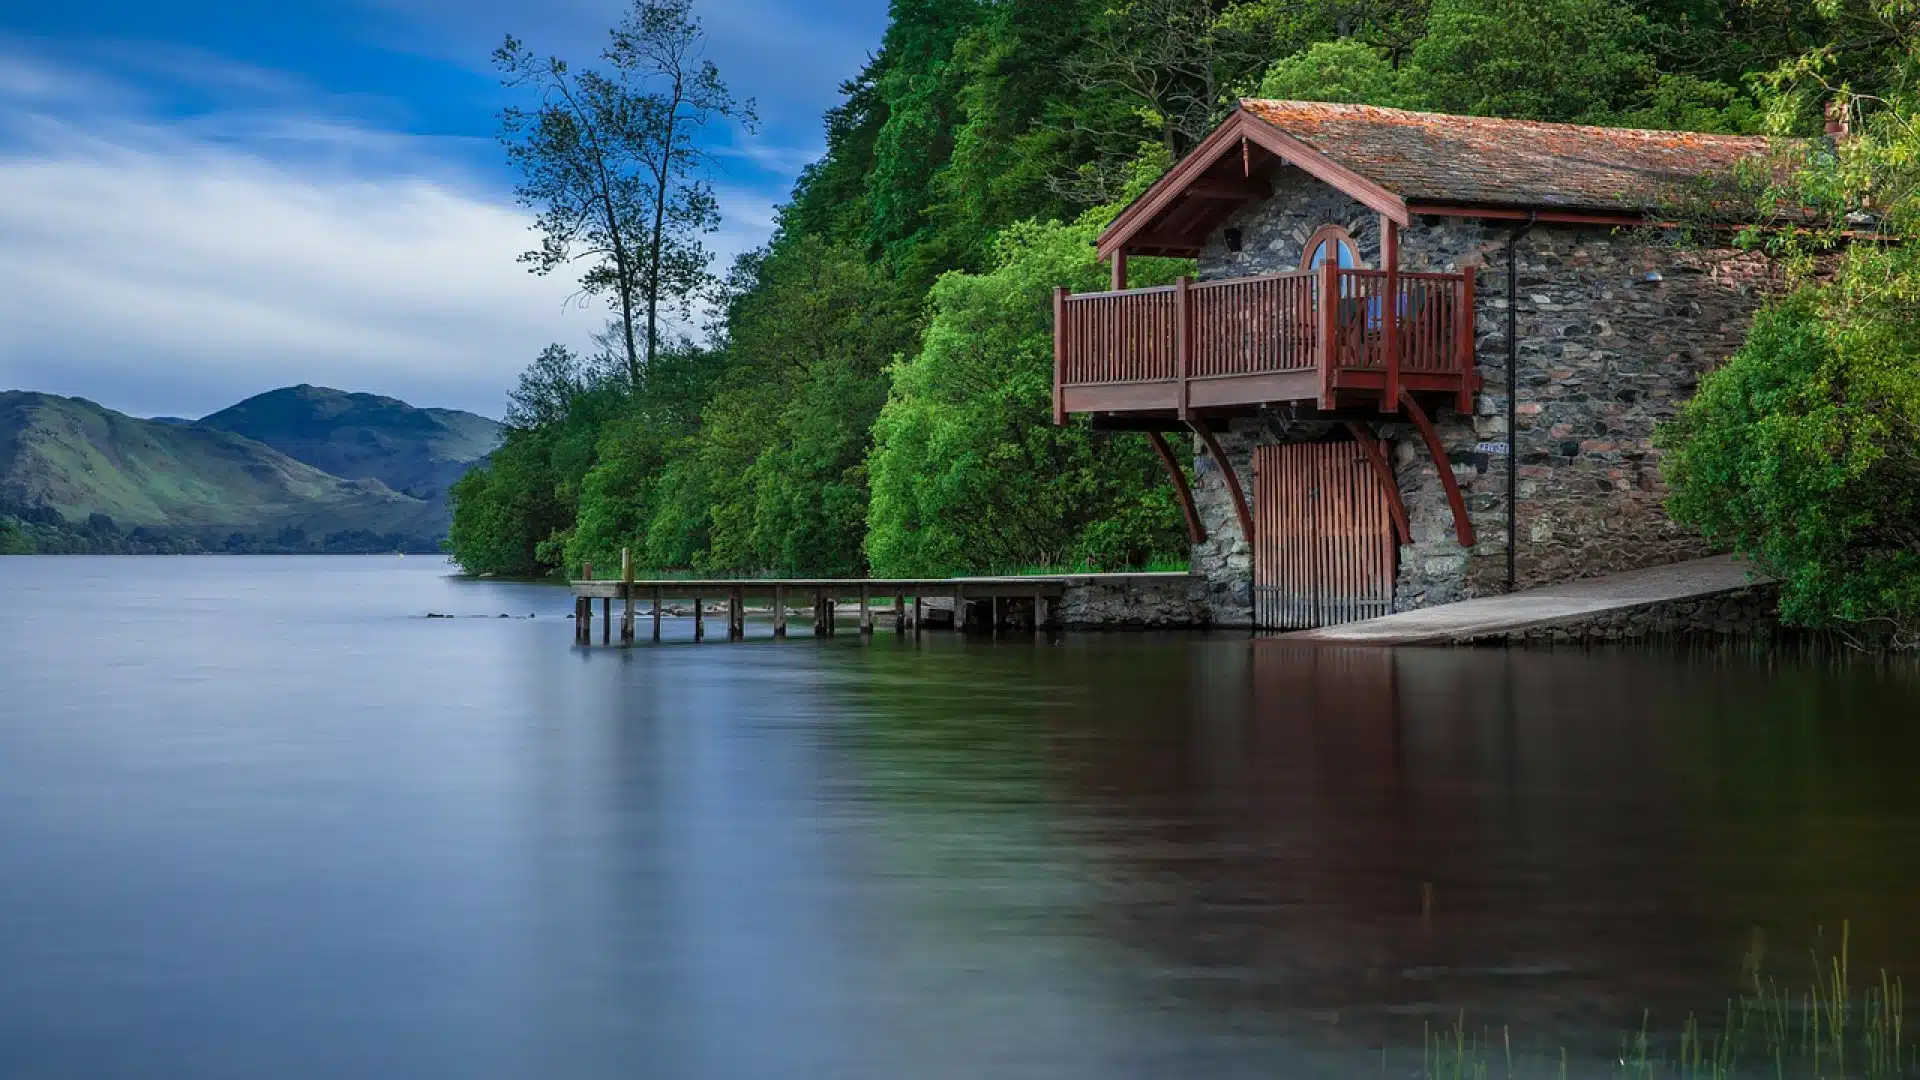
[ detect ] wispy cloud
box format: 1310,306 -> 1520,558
0,43 -> 599,419
0,6 -> 852,419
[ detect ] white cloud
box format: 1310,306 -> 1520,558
0,41 -> 785,419
0,111 -> 599,419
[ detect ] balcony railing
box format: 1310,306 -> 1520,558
1052,265 -> 1476,420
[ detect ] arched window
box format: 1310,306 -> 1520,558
1300,225 -> 1363,272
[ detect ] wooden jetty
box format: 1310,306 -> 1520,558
567,550 -> 1186,646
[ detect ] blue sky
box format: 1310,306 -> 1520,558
0,0 -> 889,418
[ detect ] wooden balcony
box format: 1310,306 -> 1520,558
1052,265 -> 1477,423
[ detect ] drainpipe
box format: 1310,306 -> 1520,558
1505,213 -> 1536,594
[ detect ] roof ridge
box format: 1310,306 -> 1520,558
1235,98 -> 1774,146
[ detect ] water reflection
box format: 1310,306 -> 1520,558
2,559 -> 1918,1079
840,639 -> 1920,1069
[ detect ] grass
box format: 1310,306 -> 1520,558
1401,923 -> 1910,1079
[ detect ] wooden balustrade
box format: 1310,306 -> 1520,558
1053,266 -> 1475,417
1189,272 -> 1319,377
1056,285 -> 1178,386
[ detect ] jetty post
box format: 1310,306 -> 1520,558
774,585 -> 787,638
575,562 -> 594,645
859,586 -> 873,635
694,597 -> 704,642
651,585 -> 663,642
895,591 -> 907,634
621,549 -> 635,644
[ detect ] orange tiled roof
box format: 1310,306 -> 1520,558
1239,99 -> 1774,212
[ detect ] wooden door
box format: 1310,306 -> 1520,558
1252,441 -> 1397,629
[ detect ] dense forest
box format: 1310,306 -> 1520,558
448,0 -> 1919,633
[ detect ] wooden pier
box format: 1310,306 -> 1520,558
566,553 -> 1187,646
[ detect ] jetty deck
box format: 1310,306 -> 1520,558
1285,555 -> 1766,645
566,571 -> 1194,645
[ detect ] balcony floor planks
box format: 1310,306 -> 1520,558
1062,366 -> 1472,415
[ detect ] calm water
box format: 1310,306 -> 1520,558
2,556 -> 1918,1079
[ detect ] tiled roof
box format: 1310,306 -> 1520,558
1239,99 -> 1775,213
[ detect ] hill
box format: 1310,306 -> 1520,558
198,385 -> 499,501
0,391 -> 448,552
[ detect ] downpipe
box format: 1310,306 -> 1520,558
1506,213 -> 1536,594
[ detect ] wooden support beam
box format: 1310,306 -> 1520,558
1111,250 -> 1128,291
1399,389 -> 1476,547
1052,287 -> 1067,427
1381,216 -> 1401,414
992,595 -> 1004,635
954,587 -> 967,632
652,586 -> 662,642
1457,266 -> 1478,415
1174,275 -> 1192,419
1146,431 -> 1205,545
730,588 -> 744,641
1344,421 -> 1412,546
694,597 -> 706,641
912,595 -> 923,636
774,585 -> 787,638
1033,589 -> 1047,634
602,597 -> 611,645
1190,418 -> 1255,547
1318,260 -> 1339,410
895,592 -> 907,634
859,586 -> 873,635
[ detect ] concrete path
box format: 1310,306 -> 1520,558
1287,555 -> 1766,645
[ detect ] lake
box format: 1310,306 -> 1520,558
2,556 -> 1917,1079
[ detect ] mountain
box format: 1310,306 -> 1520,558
0,391 -> 451,551
197,385 -> 500,501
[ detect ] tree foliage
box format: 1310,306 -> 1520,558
1663,273 -> 1920,645
867,212 -> 1187,575
451,0 -> 1919,610
1660,15 -> 1920,646
494,0 -> 755,384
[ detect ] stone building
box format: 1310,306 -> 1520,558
1052,100 -> 1779,628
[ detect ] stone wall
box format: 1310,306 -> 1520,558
1185,161 -> 1775,626
1057,575 -> 1210,629
1484,585 -> 1781,645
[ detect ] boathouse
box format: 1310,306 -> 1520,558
1055,100 -> 1780,629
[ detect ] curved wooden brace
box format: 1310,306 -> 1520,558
1146,431 -> 1207,545
1189,419 -> 1255,545
1343,421 -> 1411,546
1398,390 -> 1476,548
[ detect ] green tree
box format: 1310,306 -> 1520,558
1661,280 -> 1920,646
1401,0 -> 1655,122
1661,44 -> 1920,646
1256,38 -> 1403,105
494,0 -> 755,384
866,210 -> 1187,575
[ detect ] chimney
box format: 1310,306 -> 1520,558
1825,98 -> 1852,142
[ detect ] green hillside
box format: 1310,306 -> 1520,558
0,391 -> 447,551
198,385 -> 499,500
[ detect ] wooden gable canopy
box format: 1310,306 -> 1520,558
1099,108 -> 1411,261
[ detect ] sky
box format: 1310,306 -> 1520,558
0,0 -> 889,420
